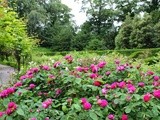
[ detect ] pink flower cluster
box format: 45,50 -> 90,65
80,98 -> 92,110
97,99 -> 108,108
0,87 -> 15,98
20,67 -> 39,80
40,65 -> 50,71
0,102 -> 17,118
76,66 -> 89,73
64,55 -> 73,63
42,98 -> 52,109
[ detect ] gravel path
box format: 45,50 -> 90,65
0,64 -> 15,86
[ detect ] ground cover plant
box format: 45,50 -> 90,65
0,54 -> 160,120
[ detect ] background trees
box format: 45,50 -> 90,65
0,2 -> 36,70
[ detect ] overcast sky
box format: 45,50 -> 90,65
61,0 -> 87,26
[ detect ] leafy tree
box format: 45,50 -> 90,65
0,2 -> 36,70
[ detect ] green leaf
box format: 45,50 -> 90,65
75,78 -> 81,84
74,104 -> 81,111
89,111 -> 98,120
114,99 -> 119,104
16,108 -> 25,116
5,116 -> 13,120
125,106 -> 131,113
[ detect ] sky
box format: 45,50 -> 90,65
61,0 -> 87,26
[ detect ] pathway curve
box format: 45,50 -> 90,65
0,64 -> 15,86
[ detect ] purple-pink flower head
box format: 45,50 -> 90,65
115,59 -> 120,64
107,114 -> 115,120
42,98 -> 52,109
83,102 -> 92,110
118,81 -> 126,89
55,89 -> 62,95
81,98 -> 87,104
101,88 -> 107,94
98,61 -> 106,68
138,82 -> 145,87
90,64 -> 98,73
53,61 -> 61,68
90,73 -> 98,79
41,65 -> 50,71
117,65 -> 125,72
153,89 -> 160,99
127,85 -> 136,94
154,76 -> 159,81
105,71 -> 111,76
97,99 -> 108,108
29,84 -> 36,89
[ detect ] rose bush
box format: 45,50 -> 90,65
0,54 -> 160,120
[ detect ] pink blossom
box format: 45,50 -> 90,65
90,73 -> 98,79
127,85 -> 136,94
20,75 -> 27,80
105,71 -> 111,76
90,64 -> 98,73
48,74 -> 55,79
117,65 -> 125,71
107,114 -> 115,120
30,67 -> 39,73
98,61 -> 106,68
143,93 -> 151,102
110,82 -> 118,89
53,61 -> 61,68
153,89 -> 160,99
55,89 -> 62,95
115,59 -> 120,64
102,88 -> 107,94
6,102 -> 17,115
97,99 -> 108,108
41,65 -> 50,71
138,82 -> 145,87
81,98 -> 87,104
45,117 -> 50,120
76,66 -> 83,72
14,82 -> 22,87
83,102 -> 92,110
93,81 -> 102,86
118,81 -> 126,89
154,76 -> 159,81
42,98 -> 52,109
147,71 -> 154,75
0,112 -> 4,117
121,114 -> 128,120
152,81 -> 159,87
29,84 -> 36,89
64,55 -> 73,63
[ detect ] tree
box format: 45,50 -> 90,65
8,0 -> 74,51
0,3 -> 36,71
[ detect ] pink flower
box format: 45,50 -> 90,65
105,71 -> 111,76
110,82 -> 118,89
41,65 -> 50,71
93,81 -> 102,86
45,117 -> 50,120
143,93 -> 151,102
153,89 -> 160,99
76,66 -> 83,72
42,98 -> 52,109
55,89 -> 62,95
138,82 -> 145,87
0,112 -> 4,117
48,74 -> 55,79
154,76 -> 159,81
29,84 -> 36,89
98,61 -> 106,68
14,82 -> 22,87
115,59 -> 120,64
118,81 -> 126,89
147,71 -> 154,75
53,61 -> 61,68
64,55 -> 73,63
107,114 -> 115,120
83,102 -> 92,110
117,65 -> 125,71
153,81 -> 159,87
30,67 -> 39,73
81,98 -> 87,104
127,85 -> 136,94
101,88 -> 107,94
6,102 -> 17,115
97,99 -> 108,108
90,64 -> 98,73
121,114 -> 128,120
90,73 -> 98,79
20,75 -> 27,80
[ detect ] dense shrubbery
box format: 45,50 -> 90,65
0,54 -> 160,120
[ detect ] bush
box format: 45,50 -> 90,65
0,54 -> 160,120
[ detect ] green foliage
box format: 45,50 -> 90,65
0,5 -> 36,70
0,54 -> 160,119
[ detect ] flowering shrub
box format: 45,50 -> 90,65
0,54 -> 160,120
